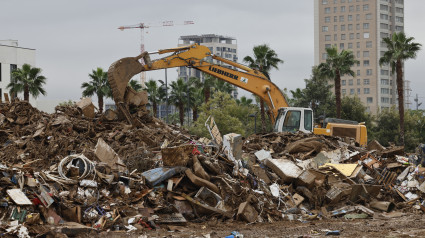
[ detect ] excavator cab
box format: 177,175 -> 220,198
273,107 -> 314,133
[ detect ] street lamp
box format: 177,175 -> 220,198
249,112 -> 258,134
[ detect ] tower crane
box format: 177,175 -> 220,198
118,20 -> 195,87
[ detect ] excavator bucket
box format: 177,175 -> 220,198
107,53 -> 150,125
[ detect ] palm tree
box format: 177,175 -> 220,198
236,96 -> 253,107
318,46 -> 359,118
201,74 -> 216,103
379,32 -> 422,145
7,63 -> 47,101
81,67 -> 110,113
145,79 -> 163,117
169,78 -> 189,125
129,79 -> 143,92
213,79 -> 234,95
190,87 -> 204,121
243,44 -> 284,132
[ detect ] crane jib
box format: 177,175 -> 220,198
208,66 -> 238,80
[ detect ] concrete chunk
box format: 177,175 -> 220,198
264,158 -> 303,183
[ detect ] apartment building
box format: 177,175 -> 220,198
314,0 -> 405,113
178,34 -> 238,98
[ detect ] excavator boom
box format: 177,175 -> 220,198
107,44 -> 288,124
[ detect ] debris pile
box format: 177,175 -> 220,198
0,100 -> 425,236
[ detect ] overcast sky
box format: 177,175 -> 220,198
1,0 -> 425,108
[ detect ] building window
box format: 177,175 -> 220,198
396,17 -> 404,23
348,24 -> 353,31
381,79 -> 389,85
322,0 -> 328,4
363,60 -> 370,66
396,7 -> 403,14
364,88 -> 370,94
367,97 -> 373,103
325,35 -> 331,41
356,14 -> 360,21
342,89 -> 347,95
366,69 -> 372,75
10,64 -> 17,84
365,13 -> 372,20
342,80 -> 346,86
381,69 -> 389,75
381,88 -> 390,94
357,42 -> 360,48
356,5 -> 360,11
348,43 -> 353,49
325,7 -> 331,13
325,44 -> 332,48
340,43 -> 345,49
363,4 -> 369,11
363,23 -> 369,29
349,5 -> 354,12
380,4 -> 389,11
341,34 -> 346,40
381,97 -> 390,103
350,89 -> 355,95
348,15 -> 353,21
339,16 -> 344,22
380,23 -> 388,29
357,51 -> 360,58
364,79 -> 370,85
322,53 -> 328,60
356,24 -> 360,30
349,33 -> 354,40
322,26 -> 329,32
334,34 -> 338,40
334,16 -> 338,22
325,17 -> 331,23
381,14 -> 389,20
334,25 -> 338,31
363,51 -> 369,57
334,7 -> 337,13
364,33 -> 370,39
357,88 -> 361,94
366,41 -> 372,48
341,6 -> 346,12
395,26 -> 404,32
357,78 -> 361,85
341,25 -> 345,31
357,70 -> 361,76
349,79 -> 353,85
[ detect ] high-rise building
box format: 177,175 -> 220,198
178,34 -> 238,98
314,0 -> 406,113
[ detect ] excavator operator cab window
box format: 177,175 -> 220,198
282,110 -> 301,132
304,110 -> 313,131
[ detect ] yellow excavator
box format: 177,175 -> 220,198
107,44 -> 367,146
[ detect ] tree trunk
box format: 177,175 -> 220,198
98,95 -> 104,113
24,85 -> 29,101
193,107 -> 198,122
334,71 -> 342,118
179,103 -> 184,126
204,87 -> 210,103
396,60 -> 405,145
260,99 -> 266,133
153,101 -> 158,118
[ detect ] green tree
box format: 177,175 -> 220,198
81,67 -> 110,113
129,79 -> 143,92
212,79 -> 234,95
370,107 -> 399,147
379,32 -> 422,145
243,44 -> 284,132
341,96 -> 373,127
169,78 -> 189,126
201,74 -> 216,103
189,91 -> 247,137
318,46 -> 359,118
7,63 -> 47,101
236,96 -> 253,107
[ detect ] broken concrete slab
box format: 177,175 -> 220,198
76,97 -> 95,118
264,158 -> 303,183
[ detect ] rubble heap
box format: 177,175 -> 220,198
0,101 -> 424,236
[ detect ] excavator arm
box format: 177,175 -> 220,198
108,44 -> 289,124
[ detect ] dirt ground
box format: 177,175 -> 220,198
72,212 -> 425,238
